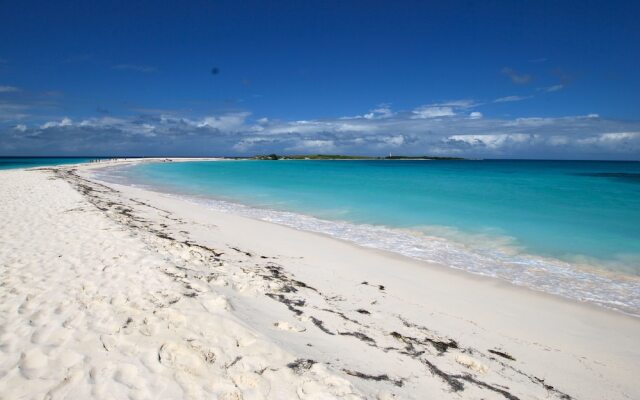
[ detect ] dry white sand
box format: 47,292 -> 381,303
1,162 -> 639,399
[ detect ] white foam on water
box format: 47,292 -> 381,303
92,165 -> 640,317
179,193 -> 640,317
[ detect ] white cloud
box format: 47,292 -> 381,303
504,117 -> 552,127
412,106 -> 455,119
501,67 -> 532,85
343,104 -> 395,120
0,102 -> 30,121
286,139 -> 337,153
381,135 -> 405,147
494,95 -> 531,103
504,113 -> 600,128
5,106 -> 640,159
78,116 -> 127,128
41,117 -> 73,129
542,84 -> 564,92
233,137 -> 277,152
0,86 -> 20,93
446,134 -> 532,149
548,136 -> 569,146
195,112 -> 250,131
577,132 -> 640,146
434,99 -> 478,109
363,105 -> 394,119
127,123 -> 157,137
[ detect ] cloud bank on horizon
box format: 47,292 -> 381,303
2,102 -> 639,160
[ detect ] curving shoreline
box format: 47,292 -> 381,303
92,158 -> 640,318
0,159 -> 639,399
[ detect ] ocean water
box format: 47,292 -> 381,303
0,157 -> 97,170
95,160 -> 640,316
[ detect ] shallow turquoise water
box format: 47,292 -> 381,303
0,157 -> 97,170
97,159 -> 640,315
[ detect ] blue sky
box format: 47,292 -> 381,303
1,0 -> 639,159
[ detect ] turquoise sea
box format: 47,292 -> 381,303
0,157 -> 97,170
97,160 -> 640,315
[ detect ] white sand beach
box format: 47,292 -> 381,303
1,160 -> 639,400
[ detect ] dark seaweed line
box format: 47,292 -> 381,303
53,167 -> 575,400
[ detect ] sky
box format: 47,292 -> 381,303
1,0 -> 639,159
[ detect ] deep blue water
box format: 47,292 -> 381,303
0,157 -> 97,170
96,159 -> 640,315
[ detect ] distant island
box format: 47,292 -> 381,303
248,154 -> 465,160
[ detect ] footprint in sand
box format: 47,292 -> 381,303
114,363 -> 141,389
19,348 -> 49,379
158,342 -> 207,376
44,367 -> 85,399
0,332 -> 20,353
18,296 -> 37,315
231,371 -> 270,394
55,350 -> 84,369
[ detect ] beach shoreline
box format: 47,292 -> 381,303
89,158 -> 640,318
1,160 -> 639,399
87,159 -> 638,317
